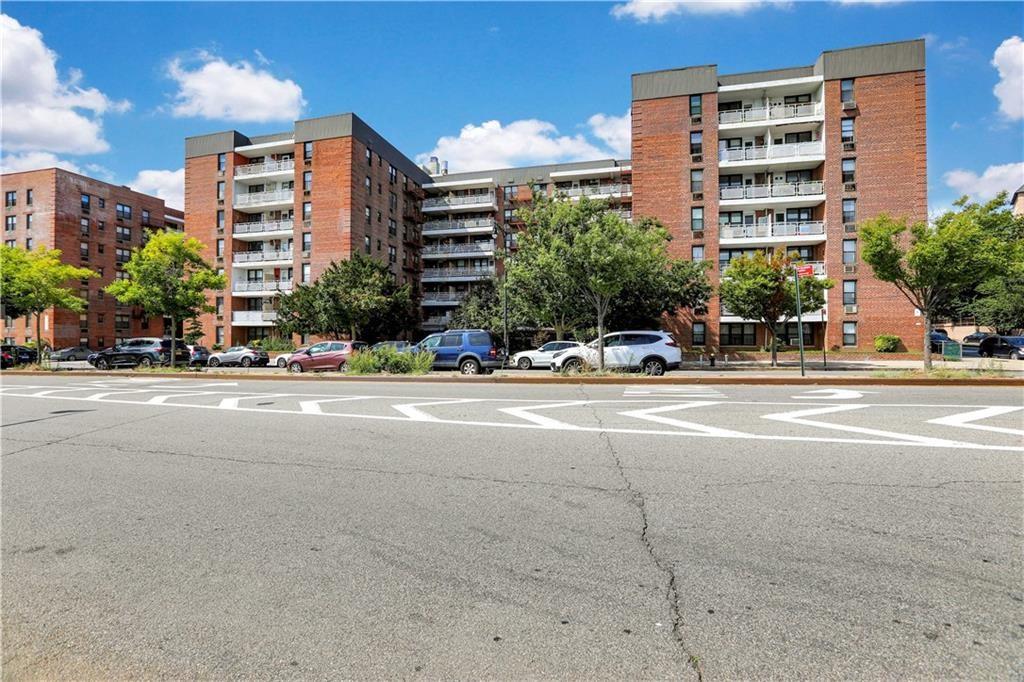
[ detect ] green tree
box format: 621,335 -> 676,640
718,250 -> 834,367
964,256 -> 1024,334
0,245 -> 97,364
448,278 -> 529,333
105,231 -> 225,369
859,212 -> 1006,369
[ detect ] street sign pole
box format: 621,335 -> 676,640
794,267 -> 806,377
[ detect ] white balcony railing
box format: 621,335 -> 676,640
234,189 -> 294,208
234,159 -> 295,178
421,266 -> 495,280
422,292 -> 468,303
422,218 -> 496,233
421,243 -> 494,257
232,280 -> 294,294
556,184 -> 633,198
719,141 -> 824,163
718,102 -> 823,125
231,310 -> 278,323
720,181 -> 824,201
233,219 -> 294,235
422,192 -> 496,209
232,249 -> 294,263
719,221 -> 826,240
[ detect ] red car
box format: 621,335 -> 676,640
287,341 -> 366,373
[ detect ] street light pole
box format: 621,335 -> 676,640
502,232 -> 511,366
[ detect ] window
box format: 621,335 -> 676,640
388,164 -> 397,183
98,245 -> 104,254
303,202 -> 312,221
690,131 -> 703,155
689,94 -> 702,116
376,239 -> 381,251
216,182 -> 225,201
690,169 -> 703,192
98,220 -> 105,231
389,192 -> 398,211
215,326 -> 224,345
842,199 -> 857,224
842,158 -> 856,184
842,239 -> 857,265
503,185 -> 518,201
691,206 -> 704,230
4,240 -> 14,248
439,333 -> 462,347
142,209 -> 151,225
25,237 -> 33,250
117,225 -> 131,241
784,131 -> 812,144
365,176 -> 371,193
691,245 -> 704,262
217,209 -> 225,229
4,191 -> 15,207
116,247 -> 131,263
25,214 -> 32,231
387,218 -> 397,236
721,323 -> 756,346
303,171 -> 312,191
303,142 -> 313,160
377,210 -> 382,223
365,206 -> 371,224
5,216 -> 15,231
843,280 -> 857,305
301,263 -> 311,283
692,322 -> 706,346
116,203 -> 132,220
97,197 -> 105,209
215,296 -> 224,315
364,235 -> 371,254
843,321 -> 857,346
841,118 -> 855,142
216,238 -> 225,257
26,189 -> 33,206
81,193 -> 90,211
301,232 -> 312,251
80,241 -> 88,259
388,245 -> 396,263
217,153 -> 226,172
81,218 -> 90,235
841,78 -> 855,103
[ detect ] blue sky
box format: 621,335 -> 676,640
1,1 -> 1022,212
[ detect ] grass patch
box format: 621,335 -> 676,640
870,367 -> 1011,379
346,346 -> 435,375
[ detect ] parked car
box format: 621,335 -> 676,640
91,338 -> 191,369
50,345 -> 94,361
929,329 -> 950,353
275,349 -> 300,368
1,349 -> 14,369
287,341 -> 366,373
187,345 -> 212,367
414,329 -> 505,375
961,331 -> 996,356
511,341 -> 583,370
978,335 -> 1024,360
87,348 -> 111,367
0,344 -> 38,365
550,331 -> 681,376
207,346 -> 270,367
371,340 -> 412,352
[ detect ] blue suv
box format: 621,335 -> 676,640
415,329 -> 505,374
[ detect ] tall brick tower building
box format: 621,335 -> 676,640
184,114 -> 430,347
631,39 -> 927,351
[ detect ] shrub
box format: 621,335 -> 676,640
874,334 -> 902,353
347,346 -> 435,375
258,336 -> 296,352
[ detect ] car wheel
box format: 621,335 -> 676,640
138,356 -> 154,368
1010,351 -> 1021,360
289,362 -> 303,374
277,357 -> 287,368
338,362 -> 346,372
209,357 -> 221,367
642,357 -> 667,376
517,357 -> 532,370
561,358 -> 582,375
241,357 -> 252,367
459,358 -> 481,375
97,358 -> 109,370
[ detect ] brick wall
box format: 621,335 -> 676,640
186,154 -> 231,347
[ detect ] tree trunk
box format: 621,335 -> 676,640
596,311 -> 605,371
35,311 -> 43,367
554,324 -> 565,342
769,323 -> 778,368
170,315 -> 177,370
351,325 -> 358,341
923,312 -> 933,371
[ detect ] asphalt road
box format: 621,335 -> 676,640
2,375 -> 1022,680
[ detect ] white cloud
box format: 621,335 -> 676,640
992,36 -> 1023,120
944,162 -> 1024,201
167,51 -> 306,122
129,168 -> 185,210
0,13 -> 130,155
587,110 -> 632,158
950,121 -> 962,130
0,152 -> 82,175
417,119 -> 608,173
611,0 -> 768,21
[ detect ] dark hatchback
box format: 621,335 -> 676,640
91,338 -> 192,369
978,335 -> 1024,360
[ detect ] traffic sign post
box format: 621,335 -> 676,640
793,264 -> 814,378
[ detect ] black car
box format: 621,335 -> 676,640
51,345 -> 94,361
978,335 -> 1024,360
1,349 -> 14,369
961,331 -> 996,356
928,330 -> 950,353
91,338 -> 192,369
0,344 -> 38,365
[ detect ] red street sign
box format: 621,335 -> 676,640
795,265 -> 815,278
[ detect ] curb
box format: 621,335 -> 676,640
3,369 -> 1022,387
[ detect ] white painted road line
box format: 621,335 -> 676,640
927,406 -> 1024,437
618,401 -> 749,437
218,394 -> 289,409
391,398 -> 485,421
793,389 -> 878,400
761,404 -> 980,448
298,396 -> 374,414
499,401 -> 590,429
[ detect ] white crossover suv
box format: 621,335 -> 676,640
550,331 -> 681,375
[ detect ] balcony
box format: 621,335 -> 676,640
421,192 -> 497,213
421,266 -> 495,283
719,181 -> 825,209
718,102 -> 823,128
422,217 -> 496,236
718,141 -> 824,171
234,159 -> 295,180
422,315 -> 452,329
720,302 -> 825,323
556,184 -> 633,200
422,292 -> 469,306
233,189 -> 294,212
421,243 -> 495,259
719,221 -> 826,247
232,280 -> 294,296
231,310 -> 279,326
232,219 -> 294,240
232,249 -> 294,267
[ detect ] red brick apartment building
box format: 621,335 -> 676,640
184,114 -> 430,347
2,168 -> 184,350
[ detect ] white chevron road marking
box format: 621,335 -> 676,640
618,401 -> 748,437
499,401 -> 590,429
299,397 -> 374,414
793,389 -> 878,400
761,404 -> 979,447
391,399 -> 484,421
927,406 -> 1024,437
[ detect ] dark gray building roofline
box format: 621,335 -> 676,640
427,158 -> 631,188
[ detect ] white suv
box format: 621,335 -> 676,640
550,331 -> 681,375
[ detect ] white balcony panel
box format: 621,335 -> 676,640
232,280 -> 294,297
718,142 -> 824,171
233,189 -> 295,213
232,219 -> 294,240
421,193 -> 497,213
234,159 -> 295,183
719,221 -> 826,248
421,243 -> 495,259
231,310 -> 279,326
421,267 -> 495,282
718,103 -> 824,130
422,218 -> 496,236
422,292 -> 468,306
719,181 -> 825,209
232,250 -> 294,268
556,184 -> 632,200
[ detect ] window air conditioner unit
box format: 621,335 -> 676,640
843,264 -> 857,274
302,250 -> 311,258
690,115 -> 702,125
844,304 -> 858,314
843,182 -> 857,192
304,159 -> 312,167
842,101 -> 857,111
692,192 -> 703,201
691,154 -> 703,163
217,170 -> 225,178
843,222 -> 857,233
303,220 -> 312,228
843,142 -> 856,152
692,230 -> 704,239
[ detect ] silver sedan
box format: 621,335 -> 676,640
207,346 -> 270,367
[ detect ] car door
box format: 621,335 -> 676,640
434,333 -> 463,368
416,335 -> 442,366
323,342 -> 347,368
603,334 -> 630,368
115,340 -> 140,365
534,342 -> 562,364
302,342 -> 328,369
